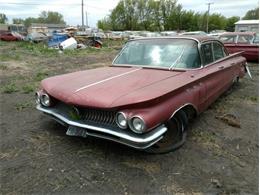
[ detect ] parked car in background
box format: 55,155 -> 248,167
180,31 -> 208,36
26,32 -> 50,43
209,30 -> 226,38
139,32 -> 161,37
160,31 -> 178,36
219,32 -> 259,61
36,36 -> 249,153
0,31 -> 23,41
111,31 -> 124,39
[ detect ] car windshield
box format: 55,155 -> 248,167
113,39 -> 201,69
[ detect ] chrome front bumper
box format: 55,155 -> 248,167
36,105 -> 167,149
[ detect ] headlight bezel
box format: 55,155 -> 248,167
129,116 -> 146,134
40,93 -> 51,107
116,112 -> 128,129
35,92 -> 41,104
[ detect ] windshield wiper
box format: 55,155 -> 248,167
169,46 -> 186,70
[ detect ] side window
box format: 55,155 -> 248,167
237,35 -> 253,43
219,35 -> 237,43
201,43 -> 213,65
213,42 -> 225,60
253,34 -> 259,44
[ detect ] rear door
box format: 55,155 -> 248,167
200,41 -> 234,107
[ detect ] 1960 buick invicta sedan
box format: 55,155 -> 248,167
36,36 -> 250,153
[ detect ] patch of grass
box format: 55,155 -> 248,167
248,96 -> 258,103
15,102 -> 34,111
1,83 -> 19,93
0,52 -> 21,61
0,63 -> 8,70
34,71 -> 49,81
191,129 -> 216,144
0,41 -> 8,46
16,42 -> 58,57
22,84 -> 35,94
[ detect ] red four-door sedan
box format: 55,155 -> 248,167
36,36 -> 249,153
219,32 -> 259,62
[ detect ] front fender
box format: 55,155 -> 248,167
122,88 -> 199,132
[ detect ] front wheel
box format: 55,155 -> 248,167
145,110 -> 188,154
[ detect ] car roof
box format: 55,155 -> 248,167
131,35 -> 218,44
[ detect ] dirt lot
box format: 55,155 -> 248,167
0,41 -> 258,194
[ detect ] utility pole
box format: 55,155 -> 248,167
81,0 -> 84,30
86,11 -> 88,28
206,2 -> 213,33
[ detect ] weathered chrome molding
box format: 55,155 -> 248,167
36,105 -> 167,149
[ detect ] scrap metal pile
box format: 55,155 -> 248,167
0,27 -> 103,50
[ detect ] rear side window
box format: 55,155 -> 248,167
237,35 -> 253,43
253,34 -> 259,44
213,42 -> 226,60
201,43 -> 213,65
219,35 -> 237,43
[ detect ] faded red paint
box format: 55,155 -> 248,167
220,32 -> 259,62
41,52 -> 246,132
224,44 -> 258,62
0,32 -> 19,41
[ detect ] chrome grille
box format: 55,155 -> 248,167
55,101 -> 117,127
82,108 -> 117,126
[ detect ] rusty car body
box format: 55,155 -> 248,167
0,31 -> 23,41
36,36 -> 248,153
219,32 -> 259,62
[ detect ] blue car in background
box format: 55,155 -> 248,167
48,33 -> 69,48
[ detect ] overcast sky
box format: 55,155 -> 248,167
1,0 -> 259,27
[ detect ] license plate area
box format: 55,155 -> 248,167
66,126 -> 88,138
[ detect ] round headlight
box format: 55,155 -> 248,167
35,92 -> 41,104
41,93 -> 51,107
116,112 -> 127,129
130,117 -> 146,134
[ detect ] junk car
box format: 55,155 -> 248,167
36,36 -> 249,153
219,32 -> 259,61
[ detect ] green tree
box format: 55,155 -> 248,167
208,13 -> 227,32
38,11 -> 66,24
24,17 -> 38,27
225,16 -> 240,32
12,18 -> 24,24
97,17 -> 112,30
243,7 -> 259,20
97,0 -> 230,32
0,13 -> 8,24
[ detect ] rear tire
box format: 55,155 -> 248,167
145,110 -> 188,154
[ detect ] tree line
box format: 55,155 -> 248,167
0,11 -> 66,27
97,0 -> 259,32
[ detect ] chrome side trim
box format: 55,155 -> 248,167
169,103 -> 198,120
36,105 -> 167,148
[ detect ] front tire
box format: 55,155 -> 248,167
145,110 -> 188,154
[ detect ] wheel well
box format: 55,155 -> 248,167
178,104 -> 197,121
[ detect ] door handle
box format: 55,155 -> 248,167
218,66 -> 224,70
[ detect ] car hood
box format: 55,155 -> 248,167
41,66 -> 184,108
